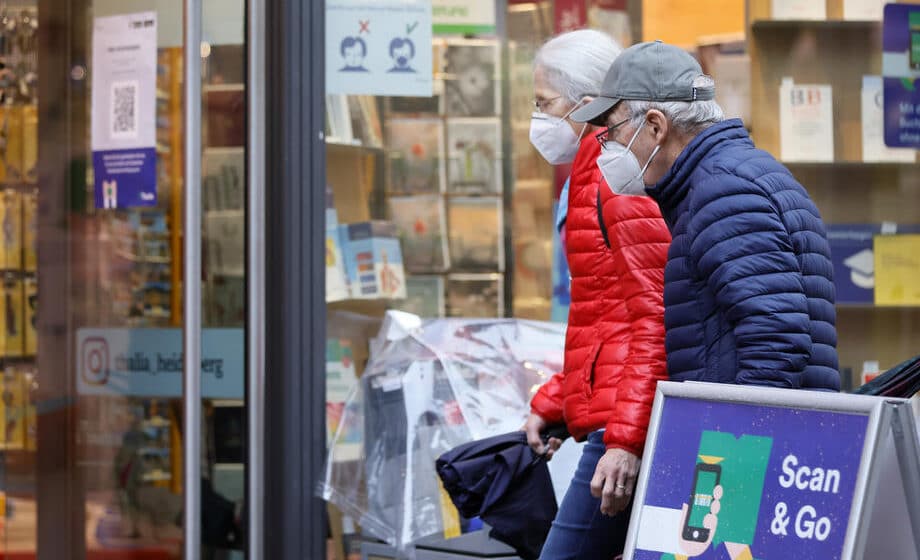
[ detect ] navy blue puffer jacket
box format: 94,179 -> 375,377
646,119 -> 839,391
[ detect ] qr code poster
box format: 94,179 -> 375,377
91,12 -> 158,209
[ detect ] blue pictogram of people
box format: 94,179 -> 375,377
387,37 -> 416,73
339,36 -> 368,72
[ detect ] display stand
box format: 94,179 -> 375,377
623,382 -> 920,560
361,526 -> 520,560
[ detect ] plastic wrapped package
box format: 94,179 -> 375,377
319,311 -> 565,552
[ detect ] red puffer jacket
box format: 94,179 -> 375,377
531,139 -> 670,455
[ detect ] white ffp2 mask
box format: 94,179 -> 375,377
529,104 -> 586,165
596,119 -> 661,196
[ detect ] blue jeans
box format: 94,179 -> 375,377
539,431 -> 632,560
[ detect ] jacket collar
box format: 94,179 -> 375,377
571,135 -> 602,186
646,118 -> 750,218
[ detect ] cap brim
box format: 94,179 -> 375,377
570,96 -> 620,125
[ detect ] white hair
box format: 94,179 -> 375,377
534,29 -> 622,105
624,75 -> 725,135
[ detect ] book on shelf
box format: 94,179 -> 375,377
326,188 -> 350,302
339,221 -> 407,300
347,96 -> 383,148
385,118 -> 446,194
771,0 -> 826,20
446,273 -> 504,318
779,79 -> 834,162
325,94 -> 354,144
448,197 -> 504,272
861,76 -> 916,163
444,39 -> 501,117
446,117 -> 503,195
388,194 -> 450,272
394,275 -> 446,318
843,0 -> 886,21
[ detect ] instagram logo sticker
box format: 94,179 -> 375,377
81,337 -> 110,386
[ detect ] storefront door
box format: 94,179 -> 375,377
7,0 -> 266,558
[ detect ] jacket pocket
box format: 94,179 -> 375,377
583,343 -> 603,397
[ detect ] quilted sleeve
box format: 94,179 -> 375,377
530,372 -> 565,425
688,173 -> 811,387
601,191 -> 671,455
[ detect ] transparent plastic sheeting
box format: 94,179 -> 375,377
319,311 -> 565,552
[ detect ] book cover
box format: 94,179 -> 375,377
385,118 -> 445,194
394,275 -> 446,317
0,190 -> 22,271
861,76 -> 916,162
771,0 -> 826,20
779,79 -> 834,162
340,221 -> 407,299
448,197 -> 504,271
22,190 -> 36,272
444,40 -> 500,117
388,195 -> 449,272
446,273 -> 504,318
326,188 -> 350,302
446,117 -> 503,195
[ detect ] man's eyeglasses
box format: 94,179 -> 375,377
594,118 -> 630,149
533,95 -> 562,113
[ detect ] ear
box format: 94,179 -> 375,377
645,109 -> 669,144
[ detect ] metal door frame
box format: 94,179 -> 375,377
263,0 -> 327,558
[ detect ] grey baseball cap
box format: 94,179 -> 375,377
571,40 -> 715,125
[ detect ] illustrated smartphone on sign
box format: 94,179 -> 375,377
910,12 -> 920,70
683,462 -> 722,542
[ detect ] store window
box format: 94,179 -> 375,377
8,0 -> 252,558
321,0 -> 919,558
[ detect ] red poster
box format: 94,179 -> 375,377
554,0 -> 588,33
591,0 -> 627,9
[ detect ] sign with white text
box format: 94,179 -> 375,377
91,12 -> 158,208
76,328 -> 243,399
622,382 -> 912,560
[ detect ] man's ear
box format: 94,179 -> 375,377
645,109 -> 669,144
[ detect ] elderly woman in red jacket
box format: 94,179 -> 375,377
524,29 -> 671,560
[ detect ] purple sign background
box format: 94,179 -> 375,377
93,147 -> 158,209
883,4 -> 920,148
633,397 -> 869,560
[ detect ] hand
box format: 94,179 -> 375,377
522,414 -> 563,459
677,484 -> 723,557
590,448 -> 640,516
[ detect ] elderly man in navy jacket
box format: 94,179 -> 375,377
571,40 -> 840,392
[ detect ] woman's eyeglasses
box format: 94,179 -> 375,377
533,95 -> 562,113
594,118 -> 630,149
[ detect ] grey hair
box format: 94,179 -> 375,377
534,29 -> 622,105
624,75 -> 724,135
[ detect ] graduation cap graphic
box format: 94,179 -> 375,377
843,248 -> 874,289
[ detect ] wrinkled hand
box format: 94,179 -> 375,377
590,448 -> 640,516
678,484 -> 723,557
523,413 -> 563,459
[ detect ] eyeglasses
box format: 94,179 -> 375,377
594,118 -> 630,149
533,95 -> 562,113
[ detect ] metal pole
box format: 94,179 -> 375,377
247,0 -> 266,555
889,401 -> 920,559
183,0 -> 202,557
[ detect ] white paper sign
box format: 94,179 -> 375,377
326,0 -> 433,96
861,76 -> 916,162
780,79 -> 835,162
771,0 -> 826,20
91,12 -> 158,208
432,0 -> 496,34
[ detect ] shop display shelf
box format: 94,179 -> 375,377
326,140 -> 384,154
751,19 -> 881,31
